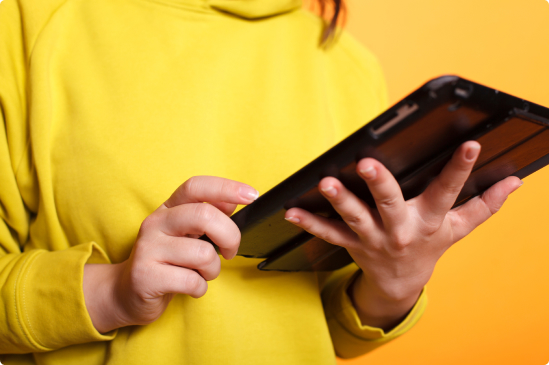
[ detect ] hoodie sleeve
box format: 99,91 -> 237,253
321,265 -> 427,358
0,0 -> 116,354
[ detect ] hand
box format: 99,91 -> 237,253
284,141 -> 522,330
83,176 -> 259,333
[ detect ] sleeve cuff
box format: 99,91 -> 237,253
322,266 -> 427,358
16,242 -> 117,351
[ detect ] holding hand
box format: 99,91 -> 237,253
83,176 -> 258,333
285,141 -> 522,330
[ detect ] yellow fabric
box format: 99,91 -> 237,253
210,0 -> 302,18
321,265 -> 428,358
0,0 -> 426,363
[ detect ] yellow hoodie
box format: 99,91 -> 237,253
0,0 -> 427,363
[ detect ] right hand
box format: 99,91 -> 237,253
83,176 -> 259,333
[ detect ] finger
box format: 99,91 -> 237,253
145,203 -> 241,260
418,141 -> 480,222
284,207 -> 361,249
449,176 -> 522,242
208,202 -> 238,216
355,158 -> 409,231
316,177 -> 378,237
150,264 -> 208,299
150,237 -> 221,281
162,176 -> 259,209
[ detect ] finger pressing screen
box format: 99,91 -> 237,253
163,176 -> 258,209
418,141 -> 480,223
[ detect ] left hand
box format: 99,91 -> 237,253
284,141 -> 522,330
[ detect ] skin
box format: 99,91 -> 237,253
83,176 -> 260,332
285,141 -> 522,330
83,141 -> 522,333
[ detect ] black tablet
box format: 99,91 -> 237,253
209,75 -> 549,272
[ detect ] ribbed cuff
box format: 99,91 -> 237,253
323,267 -> 427,358
15,242 -> 117,351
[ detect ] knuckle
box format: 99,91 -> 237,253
186,272 -> 201,291
318,229 -> 336,244
389,230 -> 412,249
129,260 -> 151,287
305,219 -> 327,240
489,203 -> 502,214
344,210 -> 367,226
314,221 -> 350,246
481,189 -> 506,215
485,201 -> 502,216
227,225 -> 241,251
219,178 -> 233,196
416,211 -> 440,236
185,272 -> 206,297
193,203 -> 217,225
440,182 -> 462,196
376,196 -> 399,210
421,221 -> 440,236
139,214 -> 161,234
182,177 -> 198,197
459,162 -> 473,172
195,242 -> 218,267
205,263 -> 221,281
132,239 -> 150,258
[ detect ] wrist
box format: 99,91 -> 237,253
83,262 -> 127,333
347,271 -> 422,332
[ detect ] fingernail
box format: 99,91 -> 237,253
239,186 -> 259,202
359,166 -> 377,180
465,145 -> 481,161
320,185 -> 337,198
285,216 -> 300,224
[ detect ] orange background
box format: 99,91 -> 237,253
332,0 -> 549,364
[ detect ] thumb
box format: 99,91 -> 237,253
449,176 -> 522,242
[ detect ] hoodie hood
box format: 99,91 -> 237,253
208,0 -> 302,19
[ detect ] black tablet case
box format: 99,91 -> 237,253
210,76 -> 549,272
